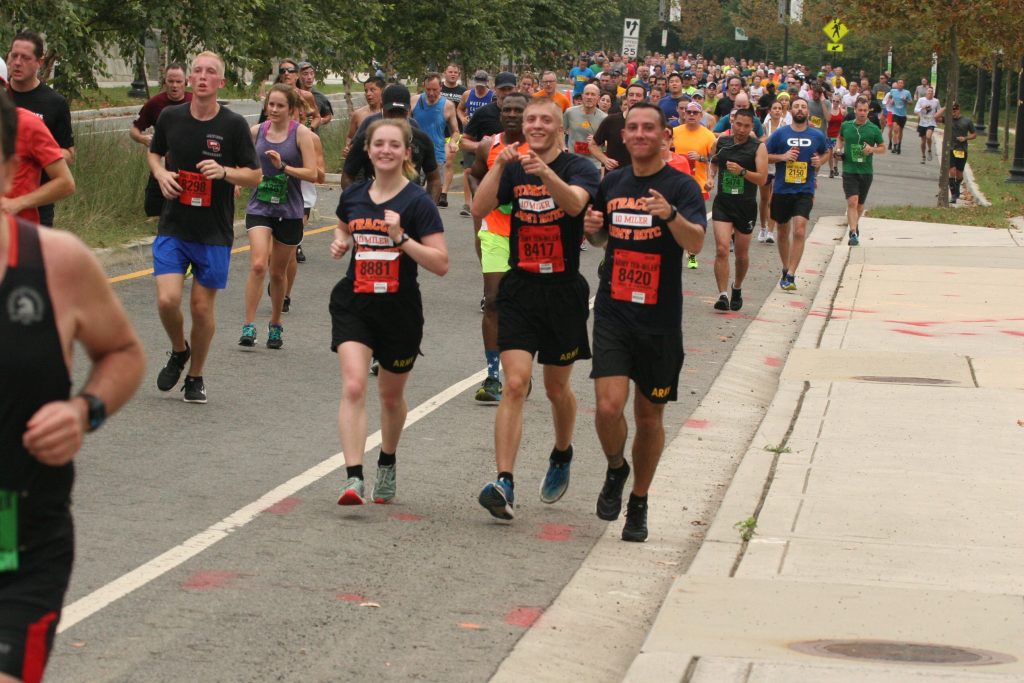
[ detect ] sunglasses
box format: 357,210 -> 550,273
279,67 -> 298,74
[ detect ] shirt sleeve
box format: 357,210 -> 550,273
567,156 -> 600,203
713,117 -> 728,133
676,176 -> 707,229
150,107 -> 171,156
593,117 -> 609,146
28,116 -> 64,169
409,191 -> 445,238
133,99 -> 156,131
335,183 -> 356,222
418,133 -> 438,173
464,113 -> 483,139
497,163 -> 516,206
52,98 -> 75,148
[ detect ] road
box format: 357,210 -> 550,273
45,144 -> 941,682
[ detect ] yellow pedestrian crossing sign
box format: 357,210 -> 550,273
823,18 -> 848,42
827,43 -> 844,52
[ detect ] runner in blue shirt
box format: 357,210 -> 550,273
569,55 -> 595,97
885,78 -> 913,154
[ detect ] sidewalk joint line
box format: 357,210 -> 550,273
680,656 -> 700,683
966,356 -> 980,388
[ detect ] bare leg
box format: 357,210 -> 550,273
155,274 -> 187,351
377,368 -> 411,454
630,393 -> 667,497
244,228 -> 271,323
594,376 -> 630,468
337,341 -> 373,467
494,350 -> 533,473
543,363 -> 577,452
268,240 -> 296,324
187,283 -> 219,376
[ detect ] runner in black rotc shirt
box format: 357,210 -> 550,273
331,119 -> 448,506
706,108 -> 768,311
6,31 -> 74,227
472,97 -> 600,521
148,52 -> 260,404
584,102 -> 707,542
0,92 -> 145,683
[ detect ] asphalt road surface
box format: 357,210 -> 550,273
46,146 -> 940,682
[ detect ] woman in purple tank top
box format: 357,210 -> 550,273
239,84 -> 318,350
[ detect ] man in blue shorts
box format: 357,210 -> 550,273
148,51 -> 260,403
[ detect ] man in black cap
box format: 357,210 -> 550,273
342,84 -> 440,201
298,61 -> 334,128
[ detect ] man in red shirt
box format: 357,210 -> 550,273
0,58 -> 75,223
130,63 -> 193,217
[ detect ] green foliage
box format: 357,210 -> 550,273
734,517 -> 757,542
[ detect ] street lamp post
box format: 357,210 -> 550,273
127,32 -> 149,99
985,52 -> 1002,153
975,67 -> 987,133
1007,56 -> 1024,183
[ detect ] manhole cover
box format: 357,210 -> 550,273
853,375 -> 955,385
790,639 -> 1016,666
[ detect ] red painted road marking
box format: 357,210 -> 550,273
459,623 -> 483,630
1002,330 -> 1024,337
803,268 -> 821,275
505,607 -> 544,628
682,289 -> 699,296
884,320 -> 941,327
336,593 -> 366,602
685,419 -> 709,429
788,300 -> 807,308
685,347 -> 706,354
943,271 -> 958,275
956,332 -> 980,336
263,497 -> 301,514
536,524 -> 574,542
764,356 -> 783,367
390,512 -> 423,522
183,570 -> 238,590
579,405 -> 596,416
832,307 -> 877,314
892,329 -> 934,337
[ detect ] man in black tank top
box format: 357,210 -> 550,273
0,93 -> 145,683
706,109 -> 769,312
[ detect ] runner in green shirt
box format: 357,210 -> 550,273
837,98 -> 885,246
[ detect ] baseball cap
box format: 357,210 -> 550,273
381,84 -> 411,112
297,61 -> 313,71
494,71 -> 517,88
682,70 -> 694,78
473,69 -> 490,84
685,101 -> 704,113
0,57 -> 7,85
692,90 -> 705,100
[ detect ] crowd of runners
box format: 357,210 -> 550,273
1,31 -> 979,683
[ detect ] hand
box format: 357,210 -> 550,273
0,195 -> 27,216
495,145 -> 520,167
862,145 -> 873,156
603,157 -> 619,170
686,150 -> 700,162
265,150 -> 283,170
519,150 -> 550,177
196,159 -> 225,180
784,148 -> 800,162
725,160 -> 742,173
142,133 -> 153,146
23,400 -> 85,466
383,209 -> 403,243
343,143 -> 352,157
447,141 -> 458,155
156,169 -> 182,199
583,207 -> 604,235
639,188 -> 673,220
704,179 -> 715,192
810,153 -> 823,169
330,227 -> 352,259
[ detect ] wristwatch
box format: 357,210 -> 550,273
739,168 -> 747,177
396,233 -> 411,246
665,206 -> 678,223
79,393 -> 107,432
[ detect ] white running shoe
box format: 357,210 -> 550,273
757,227 -> 768,243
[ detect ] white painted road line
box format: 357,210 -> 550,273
58,368 -> 487,633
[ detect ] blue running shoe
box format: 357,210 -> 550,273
849,232 -> 859,246
540,453 -> 571,504
479,479 -> 515,520
783,275 -> 797,291
779,275 -> 789,291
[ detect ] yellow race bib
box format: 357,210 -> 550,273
810,115 -> 823,128
784,161 -> 808,184
953,149 -> 966,159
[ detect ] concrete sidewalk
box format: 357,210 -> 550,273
625,216 -> 1024,682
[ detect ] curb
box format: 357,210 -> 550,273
72,92 -> 364,122
621,216 -> 848,683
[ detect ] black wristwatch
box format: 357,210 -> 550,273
739,168 -> 747,177
79,393 -> 106,432
396,233 -> 411,246
665,206 -> 678,223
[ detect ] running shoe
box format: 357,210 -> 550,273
182,375 -> 207,404
337,477 -> 366,505
921,157 -> 926,164
282,296 -> 291,313
370,359 -> 380,376
479,479 -> 515,520
475,376 -> 502,402
157,344 -> 191,391
296,245 -> 306,263
782,275 -> 797,291
372,464 -> 396,504
714,294 -> 730,311
729,288 -> 743,311
765,231 -> 775,244
267,323 -> 283,350
687,254 -> 699,269
238,323 -> 257,347
757,227 -> 767,243
849,232 -> 859,246
621,497 -> 649,542
596,462 -> 630,521
779,275 -> 789,291
185,264 -> 193,280
438,192 -> 448,208
540,454 -> 571,504
460,204 -> 471,217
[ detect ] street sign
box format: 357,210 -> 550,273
931,52 -> 939,91
827,43 -> 844,53
622,18 -> 640,59
735,27 -> 749,41
822,18 -> 848,42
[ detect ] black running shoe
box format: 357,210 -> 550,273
622,497 -> 648,542
282,296 -> 291,313
596,462 -> 630,521
438,192 -> 448,208
296,245 -> 306,263
182,375 -> 207,404
714,294 -> 729,311
157,344 -> 191,391
729,288 -> 743,311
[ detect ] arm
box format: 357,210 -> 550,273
445,101 -> 461,156
583,205 -> 608,247
456,98 -> 469,127
460,133 -> 485,155
0,158 -> 75,215
148,151 -> 181,198
303,92 -> 322,130
466,137 -> 494,195
425,168 -> 442,202
521,151 -> 591,217
129,125 -> 152,147
383,210 -> 449,276
742,143 -> 769,185
62,147 -> 76,165
705,138 -> 719,192
22,232 -> 144,465
265,125 -> 319,183
472,146 -> 516,218
647,188 -> 704,253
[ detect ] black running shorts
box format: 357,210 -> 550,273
770,192 -> 814,224
842,173 -> 873,203
711,197 -> 757,234
329,280 -> 424,373
497,270 -> 592,366
245,214 -> 305,246
590,319 -> 684,404
949,150 -> 968,172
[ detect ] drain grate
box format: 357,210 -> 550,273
853,375 -> 955,385
789,639 -> 1017,666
